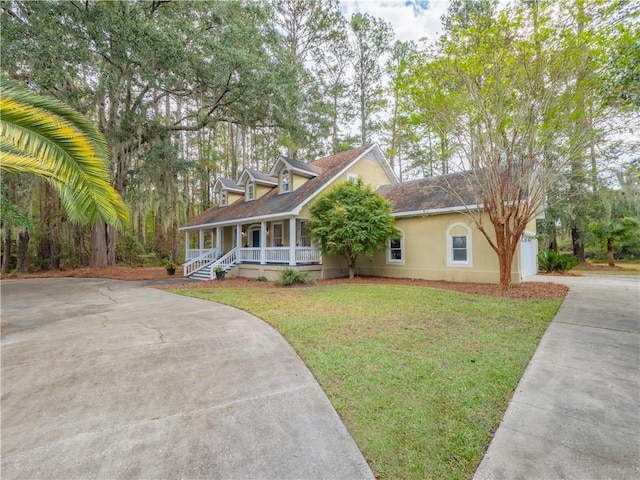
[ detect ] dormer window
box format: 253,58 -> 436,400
220,190 -> 227,206
281,169 -> 290,193
247,181 -> 255,201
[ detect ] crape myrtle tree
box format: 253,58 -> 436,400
308,179 -> 399,279
403,1 -> 590,289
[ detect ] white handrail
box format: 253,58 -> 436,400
183,248 -> 221,277
213,247 -> 238,273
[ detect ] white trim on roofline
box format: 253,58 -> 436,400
293,144 -> 397,215
392,204 -> 483,218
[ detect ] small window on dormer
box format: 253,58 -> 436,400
281,169 -> 290,193
247,181 -> 255,201
220,190 -> 227,206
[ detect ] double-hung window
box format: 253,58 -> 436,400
220,190 -> 227,206
447,223 -> 472,266
388,236 -> 404,263
451,235 -> 468,262
247,181 -> 255,201
281,170 -> 290,193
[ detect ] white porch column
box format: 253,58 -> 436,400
216,227 -> 222,252
236,223 -> 242,250
260,221 -> 267,264
199,229 -> 205,255
289,217 -> 297,266
185,230 -> 190,260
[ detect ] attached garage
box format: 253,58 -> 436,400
520,233 -> 538,279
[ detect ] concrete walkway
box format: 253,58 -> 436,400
474,274 -> 640,479
1,278 -> 374,480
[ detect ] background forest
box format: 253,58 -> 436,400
1,0 -> 639,273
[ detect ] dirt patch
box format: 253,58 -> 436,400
2,266 -> 568,299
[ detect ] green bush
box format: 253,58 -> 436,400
538,250 -> 579,272
277,267 -> 313,286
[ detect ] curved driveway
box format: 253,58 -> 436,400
475,274 -> 640,479
1,278 -> 373,479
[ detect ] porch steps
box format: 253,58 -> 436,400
189,263 -> 237,281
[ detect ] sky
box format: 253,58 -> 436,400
339,0 -> 451,45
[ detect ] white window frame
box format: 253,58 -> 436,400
271,222 -> 284,247
297,219 -> 311,247
246,181 -> 255,201
387,232 -> 404,264
447,223 -> 472,267
280,169 -> 290,193
347,173 -> 359,183
220,189 -> 227,206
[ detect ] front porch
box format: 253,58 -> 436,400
182,218 -> 322,280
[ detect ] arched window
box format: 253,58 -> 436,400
281,169 -> 290,193
447,223 -> 472,267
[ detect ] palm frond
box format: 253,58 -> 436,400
0,75 -> 129,228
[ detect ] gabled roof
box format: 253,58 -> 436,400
238,168 -> 278,186
181,144 -> 390,229
378,170 -> 479,216
213,177 -> 244,193
269,155 -> 320,178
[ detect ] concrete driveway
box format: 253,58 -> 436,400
1,278 -> 373,480
475,274 -> 640,479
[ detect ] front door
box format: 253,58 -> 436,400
251,229 -> 260,248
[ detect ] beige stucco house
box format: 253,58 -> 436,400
180,144 -> 538,283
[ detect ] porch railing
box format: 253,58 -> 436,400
183,248 -> 221,277
185,246 -> 322,278
238,247 -> 321,264
239,247 -> 261,263
295,247 -> 322,264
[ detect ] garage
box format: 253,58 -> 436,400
520,233 -> 538,279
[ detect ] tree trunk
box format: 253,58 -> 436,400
607,237 -> 615,267
348,264 -> 355,279
90,223 -> 109,267
2,225 -> 12,274
17,228 -> 29,273
571,227 -> 586,264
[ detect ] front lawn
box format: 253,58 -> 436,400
174,284 -> 562,479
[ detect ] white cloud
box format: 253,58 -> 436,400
340,0 -> 450,45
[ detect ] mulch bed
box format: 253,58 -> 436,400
2,266 -> 568,299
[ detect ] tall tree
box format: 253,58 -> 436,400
349,13 -> 393,145
403,2 -> 584,288
2,0 -> 301,267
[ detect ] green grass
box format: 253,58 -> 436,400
173,284 -> 562,479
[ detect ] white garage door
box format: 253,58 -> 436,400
520,234 -> 537,279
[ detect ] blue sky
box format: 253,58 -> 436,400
339,0 -> 449,44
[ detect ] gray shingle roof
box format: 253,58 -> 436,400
378,171 -> 479,214
279,155 -> 320,175
218,177 -> 244,192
